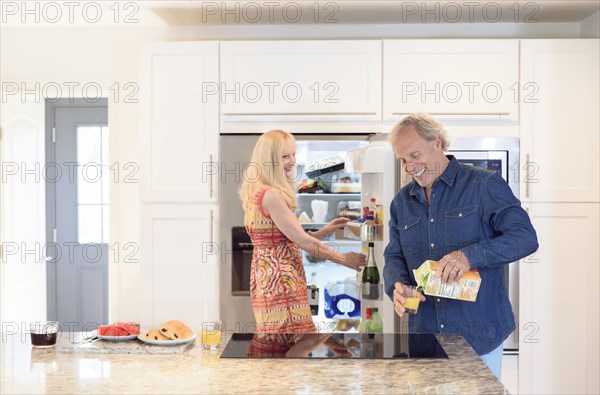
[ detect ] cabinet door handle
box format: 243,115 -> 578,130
209,154 -> 213,199
223,112 -> 377,116
210,209 -> 214,244
392,112 -> 510,117
525,153 -> 530,199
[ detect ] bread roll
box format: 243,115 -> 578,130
145,329 -> 169,341
159,320 -> 193,340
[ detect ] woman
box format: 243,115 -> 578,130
239,130 -> 366,333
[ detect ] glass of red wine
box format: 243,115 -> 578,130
29,321 -> 59,348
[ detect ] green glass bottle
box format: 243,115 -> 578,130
362,242 -> 380,300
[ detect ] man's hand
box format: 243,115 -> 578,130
436,250 -> 471,284
393,282 -> 426,317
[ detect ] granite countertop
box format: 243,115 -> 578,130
2,332 -> 508,394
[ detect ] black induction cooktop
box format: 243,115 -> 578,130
220,333 -> 448,359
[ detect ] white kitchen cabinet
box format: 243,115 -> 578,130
139,42 -> 219,202
220,41 -> 382,126
138,42 -> 220,331
383,39 -> 519,121
520,39 -> 599,203
519,202 -> 599,395
140,204 -> 219,331
518,40 -> 600,395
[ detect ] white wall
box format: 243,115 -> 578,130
0,97 -> 46,334
1,19 -> 597,327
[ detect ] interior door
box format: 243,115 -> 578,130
46,99 -> 109,331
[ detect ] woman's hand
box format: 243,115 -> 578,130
343,252 -> 366,271
317,217 -> 351,238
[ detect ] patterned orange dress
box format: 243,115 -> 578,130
245,188 -> 316,334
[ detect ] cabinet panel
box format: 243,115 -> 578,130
520,39 -> 599,202
519,203 -> 599,394
220,41 -> 381,124
140,42 -> 219,202
383,39 -> 519,121
140,204 -> 219,331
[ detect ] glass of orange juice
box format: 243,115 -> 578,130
201,321 -> 222,350
402,285 -> 422,314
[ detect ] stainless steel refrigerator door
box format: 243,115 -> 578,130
219,135 -> 261,332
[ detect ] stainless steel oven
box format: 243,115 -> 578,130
231,226 -> 252,296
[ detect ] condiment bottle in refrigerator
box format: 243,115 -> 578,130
369,307 -> 383,333
356,246 -> 368,283
362,212 -> 377,240
307,272 -> 319,315
358,306 -> 373,333
362,242 -> 380,300
369,197 -> 377,212
375,204 -> 384,225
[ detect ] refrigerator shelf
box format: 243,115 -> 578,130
305,163 -> 345,178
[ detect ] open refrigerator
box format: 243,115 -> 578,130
297,136 -> 401,333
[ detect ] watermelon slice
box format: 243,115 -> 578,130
98,322 -> 140,336
121,322 -> 140,335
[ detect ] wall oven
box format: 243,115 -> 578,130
231,226 -> 252,296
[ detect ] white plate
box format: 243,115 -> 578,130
98,333 -> 139,342
137,330 -> 196,346
91,330 -> 138,342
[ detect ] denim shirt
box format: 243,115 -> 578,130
383,155 -> 539,355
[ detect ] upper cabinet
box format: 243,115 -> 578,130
220,41 -> 382,127
383,40 -> 519,121
139,42 -> 219,203
520,39 -> 599,202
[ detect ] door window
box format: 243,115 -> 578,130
77,125 -> 109,243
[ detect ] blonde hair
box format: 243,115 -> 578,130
239,129 -> 298,211
387,113 -> 451,151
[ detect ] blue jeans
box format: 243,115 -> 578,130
480,343 -> 503,379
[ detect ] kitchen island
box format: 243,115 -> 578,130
2,332 -> 507,394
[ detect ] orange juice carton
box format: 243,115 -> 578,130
413,260 -> 481,302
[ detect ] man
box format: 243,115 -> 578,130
383,113 -> 538,379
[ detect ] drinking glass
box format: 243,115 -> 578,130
402,286 -> 422,314
30,321 -> 59,348
201,321 -> 222,350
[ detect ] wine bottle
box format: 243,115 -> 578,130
362,242 -> 380,300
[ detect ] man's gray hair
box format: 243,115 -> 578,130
387,113 -> 451,151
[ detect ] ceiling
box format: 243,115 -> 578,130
149,0 -> 600,25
